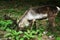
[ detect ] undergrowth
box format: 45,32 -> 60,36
0,1 -> 60,40
0,17 -> 60,40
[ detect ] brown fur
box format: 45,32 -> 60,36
31,5 -> 58,29
30,5 -> 58,14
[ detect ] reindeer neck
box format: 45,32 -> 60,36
18,10 -> 29,24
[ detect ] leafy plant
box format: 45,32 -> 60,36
4,28 -> 23,40
56,37 -> 60,40
0,20 -> 13,30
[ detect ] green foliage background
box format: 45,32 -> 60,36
0,0 -> 60,40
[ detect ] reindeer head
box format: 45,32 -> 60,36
18,18 -> 30,28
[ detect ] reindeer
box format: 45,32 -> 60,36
17,5 -> 60,31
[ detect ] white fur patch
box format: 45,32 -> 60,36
26,11 -> 47,20
57,6 -> 60,11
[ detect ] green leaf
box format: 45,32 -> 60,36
20,38 -> 24,40
18,31 -> 23,34
16,36 -> 20,40
4,33 -> 12,37
6,28 -> 11,32
56,37 -> 60,40
27,30 -> 30,33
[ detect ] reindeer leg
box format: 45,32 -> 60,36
48,17 -> 55,27
28,20 -> 34,30
28,20 -> 32,30
34,20 -> 38,30
48,17 -> 56,33
48,12 -> 57,32
29,19 -> 36,30
32,19 -> 39,30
